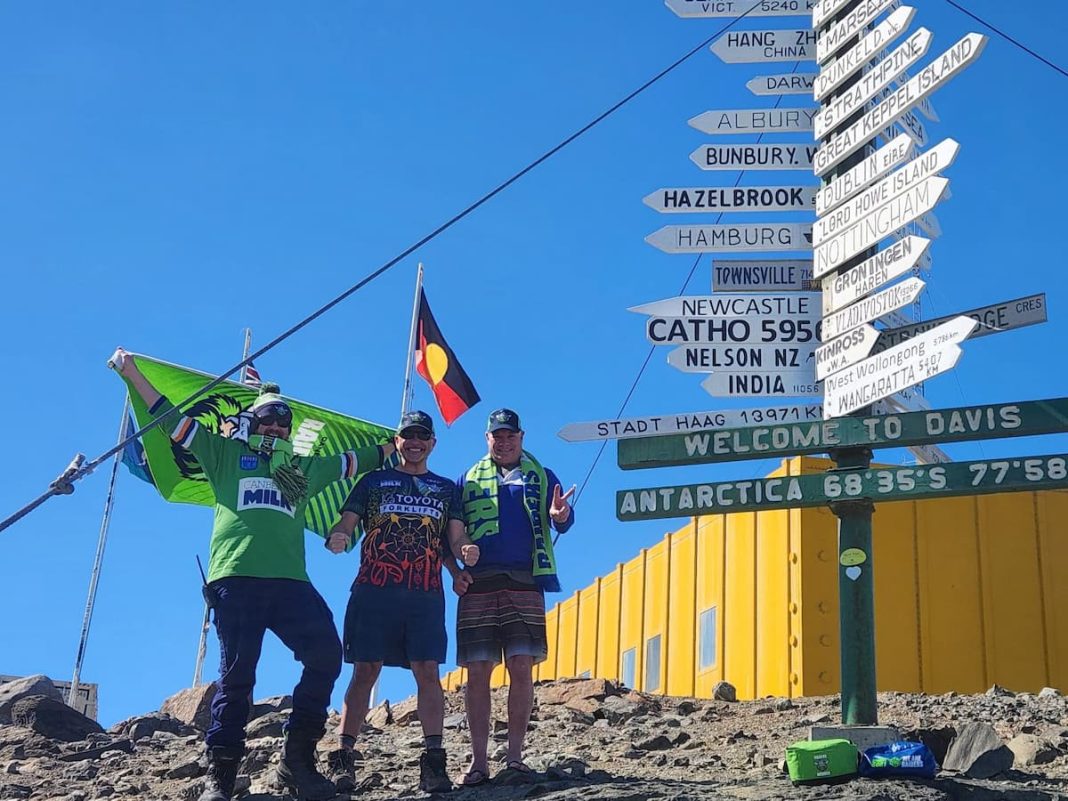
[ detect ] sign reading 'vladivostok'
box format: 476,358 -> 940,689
822,277 -> 925,340
691,144 -> 816,171
814,6 -> 916,101
747,73 -> 817,96
647,223 -> 813,254
557,403 -> 822,442
689,108 -> 816,135
710,29 -> 817,63
616,453 -> 1068,520
616,398 -> 1068,468
713,260 -> 816,292
665,0 -> 817,18
643,185 -> 817,214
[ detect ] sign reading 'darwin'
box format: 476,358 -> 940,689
617,397 -> 1068,469
616,452 -> 1068,520
747,73 -> 817,96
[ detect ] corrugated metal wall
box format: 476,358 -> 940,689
443,457 -> 1068,698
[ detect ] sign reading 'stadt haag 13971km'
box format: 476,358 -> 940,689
616,398 -> 1068,469
710,28 -> 817,63
557,404 -> 822,442
643,185 -> 817,214
665,0 -> 817,19
616,452 -> 1068,520
689,108 -> 816,135
691,144 -> 816,171
647,223 -> 813,254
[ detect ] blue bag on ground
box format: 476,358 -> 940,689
859,741 -> 938,778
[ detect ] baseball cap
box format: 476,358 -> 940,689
398,410 -> 435,434
487,408 -> 521,433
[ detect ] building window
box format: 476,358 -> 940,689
644,635 -> 662,693
699,607 -> 717,670
578,670 -> 591,679
621,647 -> 636,689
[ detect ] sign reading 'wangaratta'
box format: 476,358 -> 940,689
616,452 -> 1068,520
616,397 -> 1068,469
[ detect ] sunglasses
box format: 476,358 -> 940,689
398,428 -> 433,441
254,403 -> 293,427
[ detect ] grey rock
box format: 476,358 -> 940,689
712,681 -> 737,702
1008,733 -> 1059,767
1039,687 -> 1061,698
366,700 -> 392,728
634,735 -> 673,751
986,684 -> 1015,697
249,694 -> 291,721
443,712 -> 466,729
0,676 -> 63,724
774,698 -> 794,711
944,721 -> 1014,778
10,695 -> 104,743
601,696 -> 640,726
245,711 -> 287,740
165,759 -> 203,780
160,684 -> 216,732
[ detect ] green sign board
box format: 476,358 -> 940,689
617,397 -> 1068,470
616,452 -> 1068,521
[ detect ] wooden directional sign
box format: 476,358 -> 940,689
617,397 -> 1068,469
813,176 -> 948,277
823,237 -> 930,315
875,294 -> 1048,351
815,33 -> 988,176
816,134 -> 913,217
643,185 -> 816,214
668,343 -> 818,373
647,223 -> 813,254
616,452 -> 1068,521
814,324 -> 880,381
689,108 -> 816,136
747,73 -> 817,96
713,259 -> 816,292
690,144 -> 816,171
814,139 -> 958,247
631,293 -> 818,318
666,0 -> 816,17
814,6 -> 915,101
817,0 -> 900,64
824,316 -> 976,418
557,404 -> 822,442
815,28 -> 932,139
710,29 -> 817,64
646,315 -> 821,346
702,371 -> 821,398
822,277 -> 925,340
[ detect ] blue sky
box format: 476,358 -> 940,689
2,1 -> 1067,727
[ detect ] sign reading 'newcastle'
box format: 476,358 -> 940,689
616,398 -> 1068,468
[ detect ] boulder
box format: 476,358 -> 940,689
366,701 -> 392,729
160,684 -> 216,732
246,711 -> 288,740
712,682 -> 737,702
943,722 -> 1014,778
1039,687 -> 1061,699
902,725 -> 957,765
1008,734 -> 1059,767
110,714 -> 195,742
600,696 -> 640,726
0,676 -> 63,724
249,695 -> 292,721
390,697 -> 420,725
635,735 -> 673,752
539,679 -> 618,707
10,695 -> 104,743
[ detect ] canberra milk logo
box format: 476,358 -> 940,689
238,477 -> 295,517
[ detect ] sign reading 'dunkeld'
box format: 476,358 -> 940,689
710,29 -> 817,63
816,0 -> 900,63
668,343 -> 818,372
666,0 -> 817,19
647,223 -> 813,254
713,260 -> 816,292
557,404 -> 822,442
689,108 -> 816,135
823,237 -> 930,315
702,370 -> 821,398
616,398 -> 1068,468
874,294 -> 1048,350
616,452 -> 1068,520
643,185 -> 817,214
814,6 -> 915,101
747,73 -> 818,96
816,135 -> 913,217
691,144 -> 816,171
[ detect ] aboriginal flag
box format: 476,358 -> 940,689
415,289 -> 480,426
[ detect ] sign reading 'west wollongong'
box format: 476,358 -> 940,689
616,452 -> 1068,520
617,397 -> 1068,469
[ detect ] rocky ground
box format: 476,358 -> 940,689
3,674 -> 1068,800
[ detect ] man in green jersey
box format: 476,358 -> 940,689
114,348 -> 392,801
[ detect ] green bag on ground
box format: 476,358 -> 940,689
785,738 -> 858,785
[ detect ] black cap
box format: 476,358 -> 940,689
398,410 -> 435,434
487,408 -> 521,433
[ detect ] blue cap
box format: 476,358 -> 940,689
487,408 -> 521,433
398,410 -> 434,434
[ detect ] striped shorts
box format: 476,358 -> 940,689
456,575 -> 547,666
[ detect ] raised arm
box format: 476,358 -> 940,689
111,348 -> 162,408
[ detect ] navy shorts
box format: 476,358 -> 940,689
343,585 -> 447,668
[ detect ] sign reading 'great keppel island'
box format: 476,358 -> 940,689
616,453 -> 1068,520
617,397 -> 1068,469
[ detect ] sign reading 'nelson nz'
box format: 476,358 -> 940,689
616,452 -> 1068,520
616,397 -> 1068,469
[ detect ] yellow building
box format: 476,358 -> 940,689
444,456 -> 1068,699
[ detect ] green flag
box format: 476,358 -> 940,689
117,353 -> 394,537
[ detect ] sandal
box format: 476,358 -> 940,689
504,760 -> 534,774
458,768 -> 490,787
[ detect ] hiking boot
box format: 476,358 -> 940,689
276,726 -> 336,801
325,747 -> 359,793
198,745 -> 243,801
419,748 -> 452,793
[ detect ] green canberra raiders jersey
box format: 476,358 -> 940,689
166,410 -> 383,583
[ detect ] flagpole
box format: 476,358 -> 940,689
399,264 -> 424,419
192,328 -> 254,686
68,394 -> 131,709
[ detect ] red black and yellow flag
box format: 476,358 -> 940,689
415,289 -> 480,426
